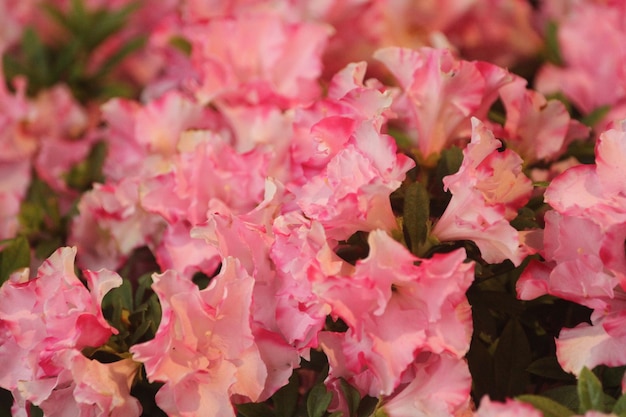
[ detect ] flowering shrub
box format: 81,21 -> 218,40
2,1 -> 626,416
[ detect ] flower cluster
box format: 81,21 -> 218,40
2,1 -> 626,417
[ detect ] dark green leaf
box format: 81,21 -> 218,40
517,395 -> 575,417
66,141 -> 107,190
236,402 -> 276,417
578,367 -> 605,413
0,236 -> 31,284
581,106 -> 611,129
527,357 -> 574,382
307,383 -> 333,417
340,379 -> 360,417
493,319 -> 532,399
272,373 -> 299,417
94,35 -> 146,79
613,393 -> 626,416
543,386 -> 580,412
357,396 -> 379,417
402,181 -> 430,256
544,21 -> 563,65
134,273 -> 155,307
467,336 -> 494,400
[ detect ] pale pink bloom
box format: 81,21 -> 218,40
101,91 -> 221,181
130,258 -> 266,416
0,160 -> 30,240
69,179 -> 165,271
496,75 -> 589,163
295,120 -> 413,240
535,1 -> 626,127
17,351 -> 141,417
374,47 -> 511,160
474,397 -> 542,417
181,14 -> 331,107
270,212 -> 345,350
380,353 -> 472,417
0,248 -> 121,409
517,121 -> 626,374
0,75 -> 37,162
432,118 -> 532,265
139,130 -> 269,226
319,231 -> 474,396
218,103 -> 296,183
154,221 -> 221,279
289,61 -> 396,186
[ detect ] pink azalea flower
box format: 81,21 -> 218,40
69,179 -> 165,271
517,121 -> 626,374
130,258 -> 266,416
496,75 -> 589,163
295,120 -> 414,240
101,91 -> 220,182
535,1 -> 626,129
374,47 -> 511,161
0,160 -> 30,240
380,353 -> 472,417
16,351 -> 141,417
318,230 -> 474,396
475,397 -> 542,417
0,247 -> 122,412
181,14 -> 331,107
432,118 -> 532,265
140,130 -> 269,225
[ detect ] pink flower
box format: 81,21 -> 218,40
318,230 -> 474,396
294,120 -> 414,240
496,75 -> 589,163
517,121 -> 626,374
101,91 -> 220,182
69,179 -> 165,271
16,351 -> 141,417
181,14 -> 331,107
380,353 -> 472,417
130,258 -> 266,416
432,118 -> 532,265
535,1 -> 626,129
0,247 -> 122,412
475,397 -> 542,417
140,131 -> 269,225
373,47 -> 510,160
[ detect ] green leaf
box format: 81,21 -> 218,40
340,379 -> 360,417
545,21 -> 563,65
493,319 -> 532,399
307,383 -> 333,417
517,395 -> 575,417
66,141 -> 107,191
527,357 -> 575,382
236,402 -> 276,417
581,105 -> 611,128
357,396 -> 379,417
94,35 -> 146,79
0,236 -> 31,284
402,181 -> 430,256
613,393 -> 626,416
272,373 -> 299,417
578,367 -> 605,413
